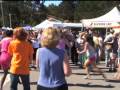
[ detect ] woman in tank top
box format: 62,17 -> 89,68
77,35 -> 107,81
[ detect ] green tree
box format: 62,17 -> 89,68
58,1 -> 75,22
1,1 -> 120,27
47,4 -> 59,19
74,1 -> 120,22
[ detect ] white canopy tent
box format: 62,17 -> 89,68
32,19 -> 63,30
63,23 -> 83,28
81,7 -> 120,28
32,19 -> 83,31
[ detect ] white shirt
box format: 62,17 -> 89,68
104,33 -> 114,43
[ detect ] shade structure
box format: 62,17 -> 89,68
63,23 -> 83,28
81,7 -> 120,28
32,19 -> 63,30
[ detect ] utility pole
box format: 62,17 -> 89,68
0,0 -> 5,26
9,13 -> 12,28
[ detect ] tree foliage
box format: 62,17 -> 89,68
0,1 -> 120,27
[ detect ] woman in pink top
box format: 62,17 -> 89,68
0,30 -> 13,90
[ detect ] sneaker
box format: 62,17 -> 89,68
109,69 -> 112,72
32,65 -> 37,69
84,76 -> 91,79
102,74 -> 108,81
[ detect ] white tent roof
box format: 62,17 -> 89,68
63,23 -> 83,28
81,7 -> 120,28
32,19 -> 83,31
32,19 -> 63,30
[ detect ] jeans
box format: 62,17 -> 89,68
10,73 -> 30,90
95,47 -> 99,64
105,49 -> 112,66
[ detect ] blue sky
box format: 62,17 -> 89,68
44,1 -> 62,7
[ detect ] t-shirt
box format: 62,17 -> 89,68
8,39 -> 34,75
104,34 -> 113,43
93,36 -> 99,48
36,47 -> 66,87
0,37 -> 12,69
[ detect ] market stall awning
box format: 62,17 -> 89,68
81,7 -> 120,28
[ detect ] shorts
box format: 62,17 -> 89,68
89,55 -> 96,64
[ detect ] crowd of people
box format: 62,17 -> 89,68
0,24 -> 120,90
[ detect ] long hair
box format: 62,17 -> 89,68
86,35 -> 95,48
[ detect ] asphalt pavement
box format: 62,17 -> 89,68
0,61 -> 120,90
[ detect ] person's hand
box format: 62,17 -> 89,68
77,50 -> 81,54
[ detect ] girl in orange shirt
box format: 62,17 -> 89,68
8,27 -> 34,90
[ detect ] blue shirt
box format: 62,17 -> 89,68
36,47 -> 66,88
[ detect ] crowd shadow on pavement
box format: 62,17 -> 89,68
68,83 -> 114,88
106,79 -> 120,83
72,72 -> 104,76
70,66 -> 80,70
99,67 -> 109,69
19,81 -> 37,85
30,81 -> 37,85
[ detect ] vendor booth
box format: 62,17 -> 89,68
81,7 -> 120,28
32,19 -> 63,30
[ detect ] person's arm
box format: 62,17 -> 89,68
63,51 -> 72,77
104,36 -> 108,43
106,37 -> 114,44
104,35 -> 114,44
78,42 -> 88,54
76,48 -> 80,54
64,38 -> 71,48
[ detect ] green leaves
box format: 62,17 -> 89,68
0,1 -> 120,27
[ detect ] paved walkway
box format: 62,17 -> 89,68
0,61 -> 120,90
